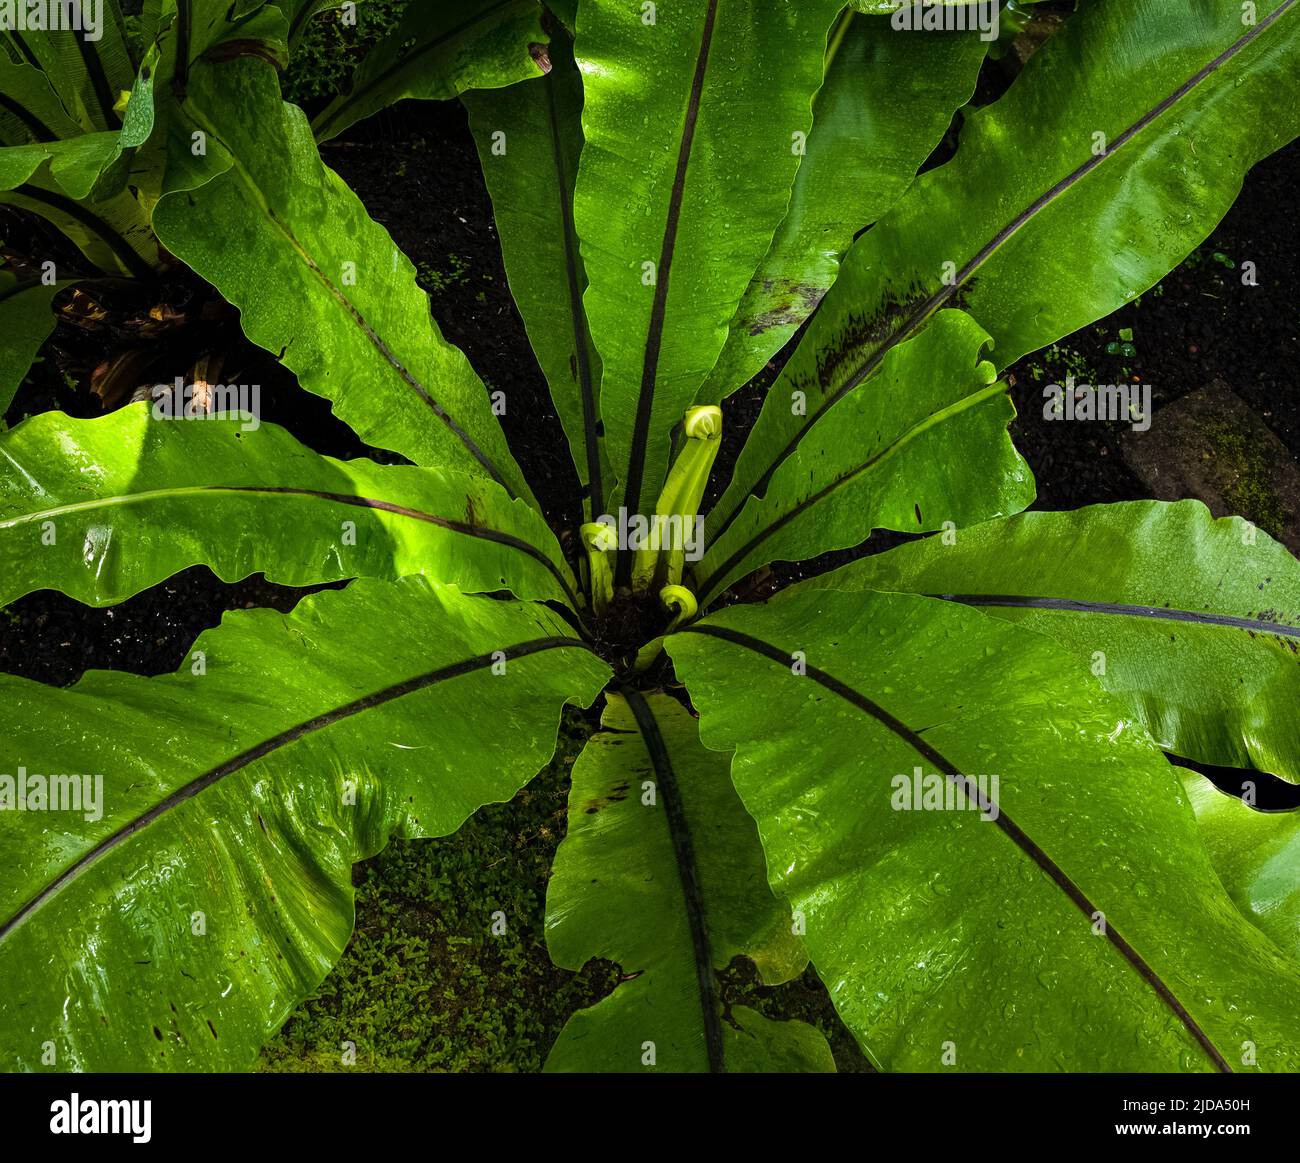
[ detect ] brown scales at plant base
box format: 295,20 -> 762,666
584,588 -> 672,671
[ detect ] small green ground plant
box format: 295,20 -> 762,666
2,0 -> 1300,1073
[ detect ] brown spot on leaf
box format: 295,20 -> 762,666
747,282 -> 826,336
529,43 -> 552,73
201,39 -> 285,68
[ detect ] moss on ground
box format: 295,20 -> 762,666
259,711 -> 871,1073
1019,339 -> 1099,385
282,0 -> 411,107
259,715 -> 616,1072
1203,418 -> 1288,540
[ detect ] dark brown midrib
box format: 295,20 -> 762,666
73,21 -> 121,130
694,386 -> 1006,604
0,93 -> 58,142
13,182 -> 153,278
616,0 -> 721,585
176,87 -> 525,501
210,485 -> 579,608
937,594 -> 1300,639
173,0 -> 192,99
0,636 -> 591,944
249,220 -> 521,500
311,0 -> 520,139
698,438 -> 900,606
682,623 -> 1234,1074
544,48 -> 603,517
621,686 -> 726,1072
708,0 -> 1299,548
6,29 -> 42,70
287,0 -> 318,44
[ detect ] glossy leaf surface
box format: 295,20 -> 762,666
812,501 -> 1300,781
154,58 -> 534,504
0,274 -> 69,415
697,12 -> 986,403
697,311 -> 1033,606
0,578 -> 608,1070
710,0 -> 1300,543
0,407 -> 576,609
668,589 -> 1300,1071
545,690 -> 831,1073
464,31 -> 608,517
1181,772 -> 1300,964
573,0 -> 843,536
312,0 -> 547,142
2,7 -> 136,133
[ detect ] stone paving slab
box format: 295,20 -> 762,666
1121,379 -> 1300,555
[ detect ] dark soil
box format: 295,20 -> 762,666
316,103 -> 583,534
1005,142 -> 1300,511
0,568 -> 344,688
